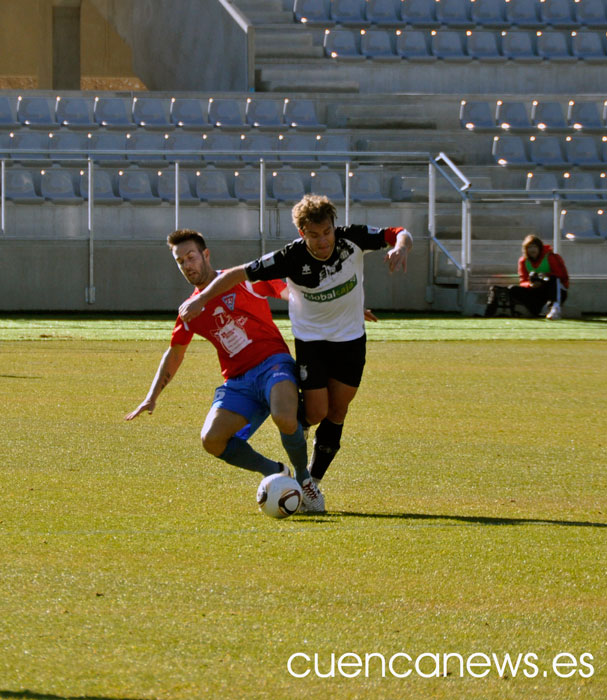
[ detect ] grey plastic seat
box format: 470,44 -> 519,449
496,101 -> 533,131
470,0 -> 509,28
330,0 -> 367,25
132,96 -> 174,131
165,132 -> 206,166
431,30 -> 471,61
492,134 -> 532,167
270,168 -> 306,202
536,31 -> 576,62
156,170 -> 198,204
0,132 -> 10,158
561,209 -> 601,240
279,133 -> 319,165
572,31 -> 607,62
117,170 -> 161,204
283,99 -> 326,131
567,100 -> 603,132
201,132 -> 243,166
16,96 -> 59,130
126,131 -> 168,167
360,29 -> 400,60
365,0 -> 403,25
308,168 -> 345,201
79,169 -> 122,204
466,30 -> 506,61
40,168 -> 82,204
389,175 -> 414,201
349,169 -> 390,203
195,168 -> 237,204
88,132 -> 128,167
9,131 -> 50,165
55,96 -> 97,130
525,171 -> 560,198
3,169 -> 43,203
94,97 -> 136,130
240,133 -> 281,165
399,0 -> 439,26
293,0 -> 332,26
49,131 -> 89,166
596,209 -> 607,237
539,0 -> 576,28
0,96 -> 18,129
315,133 -> 351,163
564,135 -> 603,167
501,30 -> 542,62
323,28 -> 364,59
434,0 -> 474,28
207,98 -> 249,131
562,171 -> 600,200
460,100 -> 498,131
528,135 -> 567,167
245,99 -> 288,131
395,29 -> 436,60
531,101 -> 569,132
574,0 -> 607,28
505,0 -> 542,27
233,168 -> 276,204
170,98 -> 212,131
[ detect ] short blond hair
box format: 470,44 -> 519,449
292,194 -> 337,231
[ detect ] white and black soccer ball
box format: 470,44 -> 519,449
256,473 -> 302,519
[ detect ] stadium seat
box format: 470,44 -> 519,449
365,0 -> 404,25
323,28 -> 365,58
561,209 -> 602,240
492,134 -> 532,167
49,131 -> 89,166
240,133 -> 281,165
525,170 -> 560,198
283,99 -> 326,131
562,171 -> 600,199
431,30 -> 471,60
564,134 -> 603,167
93,97 -> 136,130
270,168 -> 306,202
501,30 -> 542,62
348,169 -> 390,203
132,96 -> 174,131
330,0 -> 367,25
40,168 -> 82,204
165,132 -> 205,166
170,98 -> 213,131
531,101 -> 569,132
395,29 -> 437,60
9,131 -> 50,165
536,30 -> 576,61
16,96 -> 59,130
3,169 -> 43,203
434,0 -> 474,28
399,0 -> 439,26
117,169 -> 161,204
308,168 -> 345,201
528,135 -> 567,167
573,0 -> 607,28
245,99 -> 288,131
596,208 -> 607,237
460,100 -> 499,131
389,175 -> 414,201
195,167 -> 237,204
233,168 -> 276,204
79,169 -> 122,204
0,132 -> 10,159
0,96 -> 18,129
126,131 -> 168,167
571,30 -> 607,62
279,132 -> 320,165
201,132 -> 243,166
156,170 -> 198,204
315,133 -> 351,163
293,0 -> 333,26
208,98 -> 249,131
567,100 -> 603,131
470,0 -> 509,28
88,132 -> 128,167
55,96 -> 97,130
466,30 -> 506,61
539,0 -> 576,28
360,29 -> 400,60
505,0 -> 543,28
496,100 -> 533,131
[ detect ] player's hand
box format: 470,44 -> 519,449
125,398 -> 156,421
179,295 -> 205,323
364,308 -> 378,322
384,246 -> 408,273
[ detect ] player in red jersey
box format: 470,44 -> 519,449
125,229 -> 324,512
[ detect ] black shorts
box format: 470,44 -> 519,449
294,334 -> 367,390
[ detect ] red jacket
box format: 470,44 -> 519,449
518,245 -> 569,289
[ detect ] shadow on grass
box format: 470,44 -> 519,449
331,512 -> 607,528
0,692 -> 151,700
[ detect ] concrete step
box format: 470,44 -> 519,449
257,65 -> 360,92
254,30 -> 323,58
327,103 -> 436,130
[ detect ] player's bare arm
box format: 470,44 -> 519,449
178,265 -> 248,323
125,344 -> 187,420
384,229 -> 413,273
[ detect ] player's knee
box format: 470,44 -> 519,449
305,405 -> 328,426
200,428 -> 227,457
271,410 -> 298,436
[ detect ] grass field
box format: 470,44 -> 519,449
1,315 -> 606,700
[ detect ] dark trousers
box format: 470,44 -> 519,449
508,278 -> 567,317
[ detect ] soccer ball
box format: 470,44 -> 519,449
257,473 -> 302,519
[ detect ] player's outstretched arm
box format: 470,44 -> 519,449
125,344 -> 187,420
384,229 -> 413,273
179,265 -> 248,323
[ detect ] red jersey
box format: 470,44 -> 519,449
518,245 -> 569,289
171,278 -> 289,379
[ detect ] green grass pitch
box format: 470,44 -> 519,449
0,315 -> 606,699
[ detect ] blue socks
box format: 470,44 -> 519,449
280,423 -> 310,485
218,436 -> 280,476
